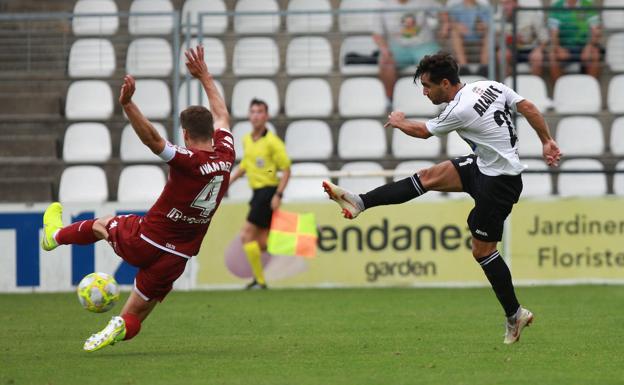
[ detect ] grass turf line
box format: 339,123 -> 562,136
1,286 -> 623,385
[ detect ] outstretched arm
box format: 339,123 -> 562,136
517,99 -> 561,167
384,111 -> 432,139
119,75 -> 166,154
185,45 -> 230,129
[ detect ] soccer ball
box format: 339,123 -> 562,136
77,272 -> 120,313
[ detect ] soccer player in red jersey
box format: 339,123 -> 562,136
40,46 -> 235,352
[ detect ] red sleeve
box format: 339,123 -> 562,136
213,127 -> 235,162
160,142 -> 198,172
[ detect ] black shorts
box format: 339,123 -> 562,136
451,155 -> 523,242
247,186 -> 277,229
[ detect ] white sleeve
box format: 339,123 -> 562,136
501,83 -> 525,111
158,141 -> 176,162
425,107 -> 464,136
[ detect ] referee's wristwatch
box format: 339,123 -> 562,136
275,191 -> 284,198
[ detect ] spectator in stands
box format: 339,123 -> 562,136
448,0 -> 492,76
499,0 -> 549,77
372,0 -> 448,104
548,0 -> 602,80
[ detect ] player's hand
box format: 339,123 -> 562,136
384,111 -> 406,129
184,45 -> 209,80
543,139 -> 562,167
119,75 -> 136,106
271,194 -> 282,211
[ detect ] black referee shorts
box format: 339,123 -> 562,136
450,155 -> 523,242
247,186 -> 278,229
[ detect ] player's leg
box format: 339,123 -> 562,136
41,202 -> 112,251
323,160 -> 463,219
84,253 -> 186,352
241,221 -> 269,289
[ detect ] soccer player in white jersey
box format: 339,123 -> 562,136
323,52 -> 562,344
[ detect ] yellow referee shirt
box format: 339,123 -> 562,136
240,129 -> 291,190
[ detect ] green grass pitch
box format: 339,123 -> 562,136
2,286 -> 623,385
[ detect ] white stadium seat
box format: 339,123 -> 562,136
231,121 -> 276,161
120,122 -> 168,162
614,161 -> 624,196
556,117 -> 604,156
339,77 -> 386,117
394,161 -> 443,200
284,162 -> 329,201
117,165 -> 166,202
130,80 -> 171,119
128,0 -> 174,35
234,0 -> 280,34
504,75 -> 553,112
68,39 -> 115,78
606,33 -> 624,72
287,0 -> 333,33
608,75 -> 624,114
521,159 -> 553,197
338,119 -> 386,159
393,77 -> 440,117
177,78 -> 225,113
72,0 -> 119,36
179,37 -> 225,76
516,117 -> 543,157
59,166 -> 108,203
558,159 -> 607,197
285,79 -> 333,118
339,35 -> 379,75
232,38 -> 280,76
392,126 -> 441,158
226,166 -> 252,201
181,0 -> 227,35
63,123 -> 111,163
603,1 -> 624,30
285,120 -> 333,160
338,162 -> 385,193
610,117 -> 624,156
553,75 -> 601,114
339,0 -> 382,33
126,38 -> 173,77
65,80 -> 113,120
286,36 -> 333,76
231,79 -> 280,118
446,132 -> 473,157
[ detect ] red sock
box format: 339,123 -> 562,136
56,219 -> 99,245
121,313 -> 141,341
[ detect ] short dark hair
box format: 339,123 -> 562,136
249,98 -> 269,113
180,105 -> 214,141
414,52 -> 461,85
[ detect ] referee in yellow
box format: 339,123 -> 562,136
229,99 -> 291,289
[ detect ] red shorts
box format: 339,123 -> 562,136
105,214 -> 187,302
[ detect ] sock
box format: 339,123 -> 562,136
121,313 -> 141,341
243,241 -> 265,285
55,219 -> 99,245
477,250 -> 520,318
360,173 -> 427,209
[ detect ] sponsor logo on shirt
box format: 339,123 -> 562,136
472,85 -> 503,116
166,208 -> 211,225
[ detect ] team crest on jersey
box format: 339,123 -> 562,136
472,86 -> 484,96
255,157 -> 265,168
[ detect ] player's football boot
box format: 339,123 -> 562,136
84,316 -> 126,352
245,279 -> 268,290
41,202 -> 63,251
504,307 -> 534,344
322,180 -> 364,219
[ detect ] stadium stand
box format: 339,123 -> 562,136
58,166 -> 109,203
120,122 -> 169,162
0,0 -> 623,203
117,165 -> 166,202
338,161 -> 386,193
558,159 -> 608,197
63,123 -> 112,163
283,162 -> 329,201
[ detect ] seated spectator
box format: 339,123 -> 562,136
548,0 -> 602,80
499,0 -> 549,76
448,0 -> 492,76
372,0 -> 448,103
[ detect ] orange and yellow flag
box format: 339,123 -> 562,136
267,210 -> 318,258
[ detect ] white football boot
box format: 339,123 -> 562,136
84,316 -> 126,352
322,180 -> 364,219
504,307 -> 534,344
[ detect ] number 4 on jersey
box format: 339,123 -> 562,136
191,175 -> 224,218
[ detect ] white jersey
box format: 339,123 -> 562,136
425,80 -> 526,176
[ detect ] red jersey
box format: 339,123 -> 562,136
139,128 -> 235,258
